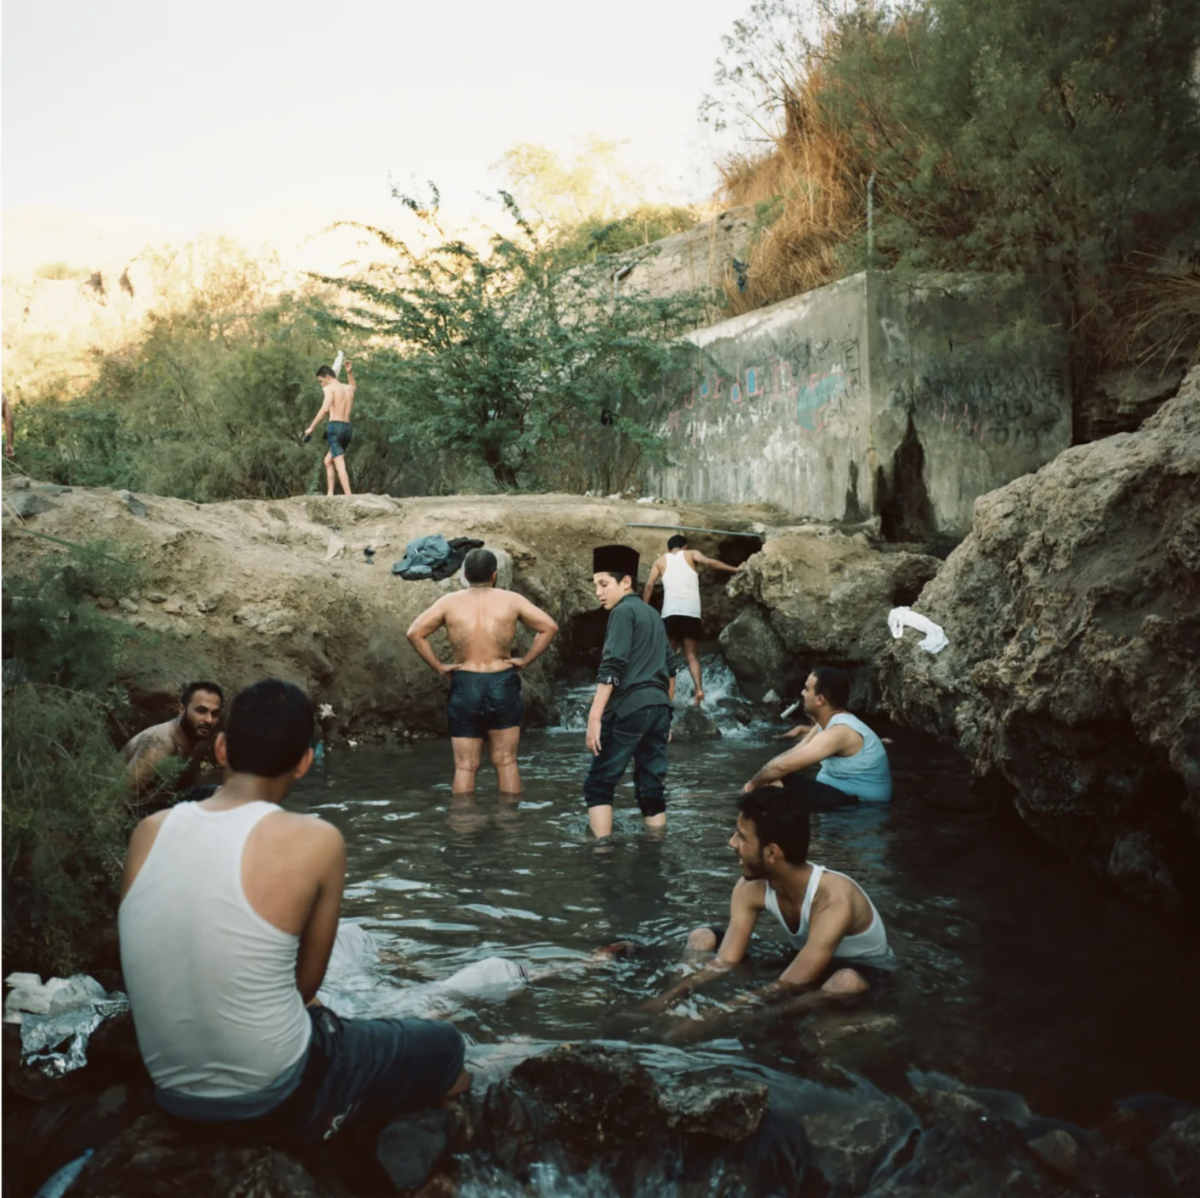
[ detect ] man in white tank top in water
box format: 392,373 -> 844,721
119,680 -> 469,1145
743,665 -> 892,804
642,534 -> 740,705
634,787 -> 894,1041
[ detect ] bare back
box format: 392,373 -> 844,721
324,380 -> 355,423
442,588 -> 527,671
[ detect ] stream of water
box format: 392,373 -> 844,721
288,673 -> 1198,1133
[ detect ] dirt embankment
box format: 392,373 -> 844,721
0,486 -> 783,740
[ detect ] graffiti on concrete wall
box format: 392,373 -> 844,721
664,333 -> 863,443
908,358 -> 1066,450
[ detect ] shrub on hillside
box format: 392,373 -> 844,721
313,190 -> 708,493
706,0 -> 1200,377
2,541 -> 151,973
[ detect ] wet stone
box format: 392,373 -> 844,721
1028,1128 -> 1080,1179
1151,1108 -> 1200,1195
671,706 -> 722,740
659,1072 -> 768,1141
375,1106 -> 457,1192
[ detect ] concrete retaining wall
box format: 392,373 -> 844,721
651,272 -> 1071,542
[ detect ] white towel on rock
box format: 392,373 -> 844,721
887,606 -> 949,653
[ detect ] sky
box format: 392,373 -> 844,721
2,0 -> 753,264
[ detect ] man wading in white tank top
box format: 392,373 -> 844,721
642,534 -> 740,706
627,787 -> 895,1043
119,680 -> 470,1145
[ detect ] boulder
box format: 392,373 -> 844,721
879,368 -> 1200,907
671,705 -> 722,740
727,528 -> 941,708
719,608 -> 791,701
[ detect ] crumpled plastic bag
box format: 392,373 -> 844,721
5,973 -> 130,1078
887,606 -> 949,654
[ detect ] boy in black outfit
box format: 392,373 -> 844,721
584,545 -> 679,838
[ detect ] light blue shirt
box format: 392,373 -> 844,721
816,713 -> 892,802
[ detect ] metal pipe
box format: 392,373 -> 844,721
867,172 -> 876,267
625,522 -> 763,539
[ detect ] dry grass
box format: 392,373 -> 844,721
716,63 -> 863,315
1121,256 -> 1200,371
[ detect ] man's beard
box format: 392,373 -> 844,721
740,852 -> 768,881
181,712 -> 211,741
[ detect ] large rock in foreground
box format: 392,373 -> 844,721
880,370 -> 1200,907
723,528 -> 941,706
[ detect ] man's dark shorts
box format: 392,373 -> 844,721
447,667 -> 523,739
174,1006 -> 465,1147
583,703 -> 671,818
663,614 -> 703,641
781,772 -> 860,809
326,421 -> 353,458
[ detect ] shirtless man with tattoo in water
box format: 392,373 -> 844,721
120,681 -> 224,800
406,549 -> 559,794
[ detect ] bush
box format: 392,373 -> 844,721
1,541 -> 151,973
313,190 -> 708,493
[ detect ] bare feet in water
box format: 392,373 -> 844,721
693,689 -> 705,707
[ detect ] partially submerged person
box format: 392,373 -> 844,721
118,679 -> 469,1145
744,666 -> 892,804
584,544 -> 679,838
636,787 -> 895,1040
120,681 -> 224,800
406,548 -> 559,794
642,533 -> 740,705
302,359 -> 357,497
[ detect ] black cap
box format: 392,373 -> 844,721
593,544 -> 640,580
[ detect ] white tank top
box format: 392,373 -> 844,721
119,801 -> 312,1101
763,865 -> 895,967
661,551 -> 701,619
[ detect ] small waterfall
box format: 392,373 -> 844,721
552,653 -> 768,738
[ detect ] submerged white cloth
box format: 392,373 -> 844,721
887,606 -> 949,653
661,551 -> 702,619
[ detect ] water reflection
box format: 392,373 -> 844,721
289,728 -> 1199,1125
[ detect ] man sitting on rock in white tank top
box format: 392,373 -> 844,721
743,665 -> 893,804
642,533 -> 740,706
118,679 -> 469,1145
628,787 -> 895,1043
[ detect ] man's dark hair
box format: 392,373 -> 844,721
463,548 -> 498,584
810,665 -> 850,709
667,534 -> 688,550
738,787 -> 811,864
180,681 -> 224,707
224,680 -> 314,778
315,365 -> 335,379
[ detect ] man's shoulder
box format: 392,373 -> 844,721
122,720 -> 176,756
254,809 -> 344,860
732,877 -> 768,909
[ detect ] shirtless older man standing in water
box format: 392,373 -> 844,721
406,549 -> 559,793
302,360 -> 356,496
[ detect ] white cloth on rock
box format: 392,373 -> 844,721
887,606 -> 949,653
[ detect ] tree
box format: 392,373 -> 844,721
313,190 -> 707,492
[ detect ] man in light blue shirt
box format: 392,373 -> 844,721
743,666 -> 892,804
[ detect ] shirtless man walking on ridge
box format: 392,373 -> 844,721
406,549 -> 559,793
303,360 -> 356,496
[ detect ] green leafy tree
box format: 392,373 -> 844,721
314,190 -> 707,492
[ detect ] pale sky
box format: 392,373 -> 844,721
2,0 -> 750,260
